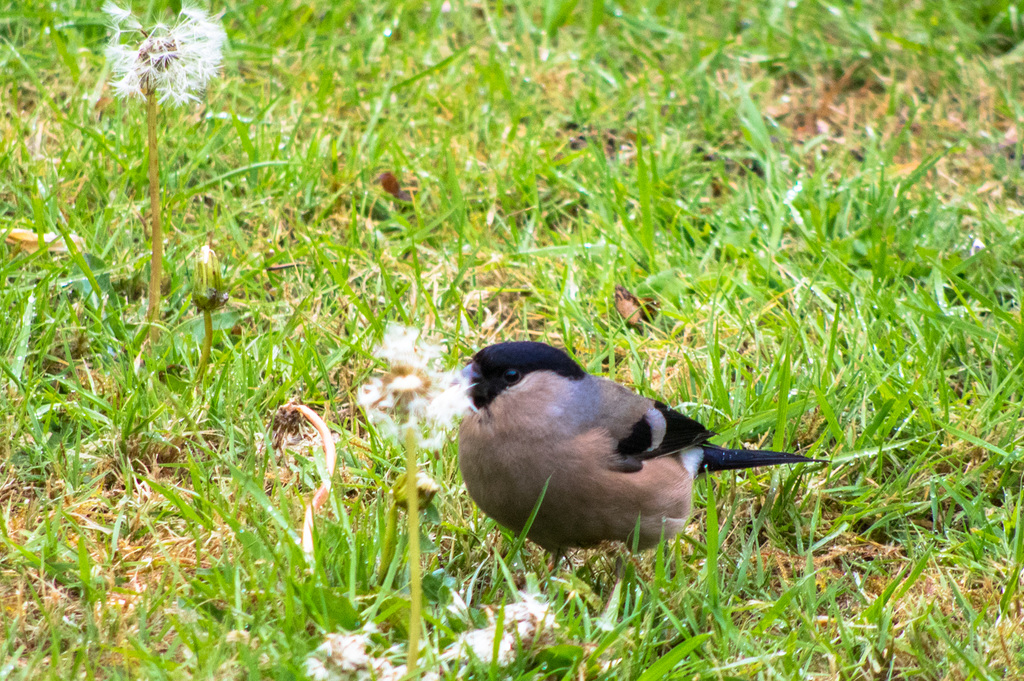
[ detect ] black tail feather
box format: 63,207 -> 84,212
700,445 -> 825,473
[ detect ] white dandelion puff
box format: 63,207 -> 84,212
319,632 -> 371,672
303,630 -> 439,681
375,325 -> 440,370
426,373 -> 474,428
104,3 -> 226,106
357,325 -> 472,671
302,657 -> 331,681
445,593 -> 557,667
357,325 -> 472,450
388,373 -> 425,395
102,1 -> 138,30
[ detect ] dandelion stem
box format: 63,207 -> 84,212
196,309 -> 212,382
405,425 -> 421,672
145,89 -> 163,342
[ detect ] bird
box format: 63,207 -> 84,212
458,341 -> 824,557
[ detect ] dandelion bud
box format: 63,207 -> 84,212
392,470 -> 440,511
193,244 -> 228,311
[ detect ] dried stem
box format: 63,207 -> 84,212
405,425 -> 421,671
145,89 -> 163,342
281,403 -> 339,556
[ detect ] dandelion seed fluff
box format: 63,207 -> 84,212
389,373 -> 425,394
376,325 -> 439,370
105,3 -> 226,106
102,1 -> 137,28
358,325 -> 472,450
302,657 -> 331,681
427,373 -> 474,426
446,594 -> 556,668
320,633 -> 371,671
461,627 -> 517,665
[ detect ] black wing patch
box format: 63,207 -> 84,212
616,418 -> 653,458
653,401 -> 717,453
612,401 -> 716,473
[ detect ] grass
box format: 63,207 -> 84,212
3,0 -> 1024,678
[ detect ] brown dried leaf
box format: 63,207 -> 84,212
5,228 -> 86,254
94,96 -> 113,117
614,285 -> 658,327
377,172 -> 413,202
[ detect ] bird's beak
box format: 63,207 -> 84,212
461,361 -> 484,409
461,361 -> 481,385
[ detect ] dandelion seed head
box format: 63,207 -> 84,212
104,3 -> 226,106
375,325 -> 440,370
461,627 -> 518,665
445,593 -> 556,668
320,632 -> 371,671
426,372 -> 474,426
358,325 -> 471,450
304,629 -> 429,681
388,372 -> 426,396
303,657 -> 331,681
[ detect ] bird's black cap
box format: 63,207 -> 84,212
467,341 -> 585,408
473,341 -> 585,380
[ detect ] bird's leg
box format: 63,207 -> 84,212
612,545 -> 644,584
614,553 -> 627,581
548,549 -> 564,573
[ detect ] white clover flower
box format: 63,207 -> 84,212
104,3 -> 226,106
357,325 -> 472,450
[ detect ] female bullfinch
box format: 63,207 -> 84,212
458,341 -> 823,554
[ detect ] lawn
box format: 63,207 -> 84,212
2,0 -> 1024,678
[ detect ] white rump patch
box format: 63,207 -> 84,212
678,446 -> 704,478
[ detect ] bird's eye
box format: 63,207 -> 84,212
503,369 -> 522,385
